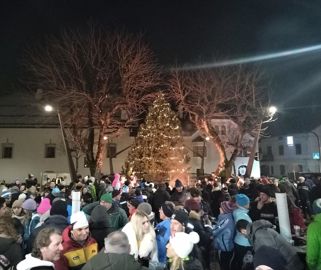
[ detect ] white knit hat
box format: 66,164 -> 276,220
170,231 -> 200,258
70,211 -> 89,230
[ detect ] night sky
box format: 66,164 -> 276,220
1,0 -> 321,134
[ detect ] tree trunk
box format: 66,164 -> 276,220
95,126 -> 106,176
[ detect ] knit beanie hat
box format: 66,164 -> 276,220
312,198 -> 321,215
137,202 -> 154,220
50,200 -> 68,217
52,187 -> 61,197
184,199 -> 201,213
170,232 -> 200,258
22,198 -> 37,211
172,209 -> 189,227
100,193 -> 113,204
161,202 -> 174,218
254,246 -> 286,270
70,211 -> 89,230
112,189 -> 121,198
18,193 -> 27,201
37,198 -> 51,214
220,200 -> 236,214
235,194 -> 250,208
127,197 -> 140,208
12,199 -> 24,208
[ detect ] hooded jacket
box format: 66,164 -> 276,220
233,206 -> 252,247
54,226 -> 98,270
82,202 -> 128,231
17,254 -> 54,270
247,219 -> 304,270
82,250 -> 147,270
307,213 -> 321,270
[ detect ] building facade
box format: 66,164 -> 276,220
259,126 -> 321,177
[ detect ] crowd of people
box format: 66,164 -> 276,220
0,173 -> 320,270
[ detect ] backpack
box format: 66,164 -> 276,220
212,213 -> 235,252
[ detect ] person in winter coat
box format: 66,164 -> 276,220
231,194 -> 252,270
155,201 -> 174,265
166,231 -> 203,270
82,231 -> 147,270
82,193 -> 128,230
54,211 -> 98,270
152,184 -> 171,223
0,216 -> 24,268
306,198 -> 321,270
170,180 -> 187,206
89,205 -> 113,250
17,227 -> 63,270
247,219 -> 304,270
122,210 -> 158,266
213,200 -> 237,270
29,200 -> 69,250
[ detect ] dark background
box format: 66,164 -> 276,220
1,0 -> 321,134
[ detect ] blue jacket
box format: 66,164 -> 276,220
155,219 -> 171,264
233,207 -> 252,247
213,212 -> 235,252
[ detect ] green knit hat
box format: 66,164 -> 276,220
100,193 -> 113,203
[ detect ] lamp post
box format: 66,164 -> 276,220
44,105 -> 77,182
311,131 -> 321,173
246,106 -> 277,177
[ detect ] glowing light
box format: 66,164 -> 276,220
44,104 -> 54,112
174,44 -> 321,70
268,106 -> 277,116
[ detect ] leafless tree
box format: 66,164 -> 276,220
23,25 -> 161,178
169,65 -> 271,177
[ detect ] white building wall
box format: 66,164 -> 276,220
260,129 -> 321,177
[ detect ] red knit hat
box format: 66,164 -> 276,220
184,199 -> 201,212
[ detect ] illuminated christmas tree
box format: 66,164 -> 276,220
127,94 -> 189,182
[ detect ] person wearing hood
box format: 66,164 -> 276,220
89,205 -> 113,250
0,216 -> 24,268
17,227 -> 63,270
170,179 -> 187,206
247,219 -> 304,270
54,211 -> 98,270
82,193 -> 128,231
112,173 -> 121,190
306,198 -> 321,270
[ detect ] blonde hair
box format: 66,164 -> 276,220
130,210 -> 154,242
170,256 -> 184,270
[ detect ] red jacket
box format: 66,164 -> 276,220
54,226 -> 98,270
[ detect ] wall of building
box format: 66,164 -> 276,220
260,130 -> 321,177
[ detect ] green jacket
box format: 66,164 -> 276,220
82,250 -> 147,270
82,201 -> 128,230
307,213 -> 321,270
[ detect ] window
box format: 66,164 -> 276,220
106,143 -> 117,158
295,144 -> 302,155
278,145 -> 284,156
45,144 -> 56,158
298,164 -> 303,172
2,144 -> 13,159
287,136 -> 294,146
280,165 -> 285,176
193,145 -> 207,157
270,166 -> 274,175
214,125 -> 219,133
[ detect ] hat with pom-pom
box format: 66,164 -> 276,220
170,231 -> 200,258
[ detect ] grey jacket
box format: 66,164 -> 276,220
247,220 -> 304,270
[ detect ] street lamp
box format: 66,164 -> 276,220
44,104 -> 77,181
246,106 -> 277,177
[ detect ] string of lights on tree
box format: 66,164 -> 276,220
126,93 -> 188,182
